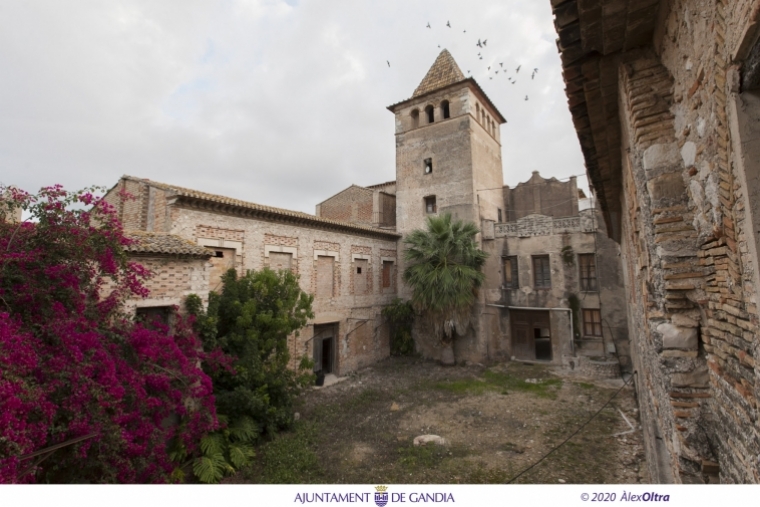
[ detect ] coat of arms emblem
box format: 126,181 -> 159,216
374,485 -> 389,507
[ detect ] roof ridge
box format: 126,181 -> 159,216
120,176 -> 400,238
413,49 -> 466,98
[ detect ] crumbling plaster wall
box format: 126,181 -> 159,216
618,0 -> 760,483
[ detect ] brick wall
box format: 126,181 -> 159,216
122,255 -> 211,313
317,186 -> 375,226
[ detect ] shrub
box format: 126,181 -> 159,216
382,298 -> 415,356
0,184 -> 218,483
186,267 -> 314,482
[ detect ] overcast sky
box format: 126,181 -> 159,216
0,0 -> 587,214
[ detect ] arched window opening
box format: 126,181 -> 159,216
441,100 -> 450,119
425,105 -> 435,124
475,103 -> 480,120
411,109 -> 419,129
481,110 -> 485,124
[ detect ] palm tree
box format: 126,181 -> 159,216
402,213 -> 488,364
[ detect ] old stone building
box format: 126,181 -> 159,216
493,172 -> 630,373
105,176 -> 400,375
551,0 -> 760,483
106,49 -> 629,391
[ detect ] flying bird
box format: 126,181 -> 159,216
534,68 -> 538,73
487,66 -> 491,71
479,56 -> 483,60
525,95 -> 529,101
495,70 -> 499,74
516,65 -> 521,73
499,62 -> 503,67
467,70 -> 471,74
483,39 -> 487,46
476,39 -> 482,48
463,29 -> 467,33
387,60 -> 390,67
446,21 -> 451,28
427,22 -> 431,28
489,77 -> 492,80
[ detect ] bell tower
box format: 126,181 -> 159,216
387,49 -> 507,362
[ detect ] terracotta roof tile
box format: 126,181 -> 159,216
413,49 -> 466,97
124,231 -> 213,258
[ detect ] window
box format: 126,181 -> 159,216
532,255 -> 551,289
424,158 -> 433,174
411,109 -> 419,129
136,306 -> 173,328
583,309 -> 602,337
316,255 -> 334,298
269,251 -> 293,272
424,196 -> 437,214
441,100 -> 450,119
425,105 -> 434,123
497,208 -> 502,222
382,260 -> 395,289
503,256 -> 518,289
353,259 -> 368,294
579,254 -> 597,291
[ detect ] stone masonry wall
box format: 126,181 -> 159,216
616,0 -> 760,483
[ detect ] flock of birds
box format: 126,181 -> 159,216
386,20 -> 540,105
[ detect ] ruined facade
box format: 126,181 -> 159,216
105,176 -> 399,376
106,50 -> 629,390
552,0 -> 760,483
492,172 -> 630,373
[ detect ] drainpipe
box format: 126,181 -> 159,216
486,304 -> 575,356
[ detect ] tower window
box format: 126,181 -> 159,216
441,100 -> 450,119
424,158 -> 433,174
425,105 -> 434,123
498,208 -> 502,222
411,109 -> 419,129
424,196 -> 437,214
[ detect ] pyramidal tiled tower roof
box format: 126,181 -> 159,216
412,49 -> 466,97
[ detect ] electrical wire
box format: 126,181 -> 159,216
505,371 -> 637,484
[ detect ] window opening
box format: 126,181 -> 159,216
356,267 -> 362,274
214,251 -> 224,258
498,208 -> 503,222
136,306 -> 173,329
382,261 -> 394,289
533,255 -> 551,288
411,109 -> 419,129
534,326 -> 552,361
579,254 -> 597,291
503,256 -> 518,289
425,105 -> 434,123
441,100 -> 450,119
424,196 -> 437,214
424,158 -> 433,174
583,309 -> 602,337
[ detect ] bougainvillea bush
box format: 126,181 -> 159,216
0,185 -> 218,483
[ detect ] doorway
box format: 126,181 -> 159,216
313,323 -> 337,374
510,310 -> 552,361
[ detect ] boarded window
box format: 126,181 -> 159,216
503,256 -> 518,289
269,251 -> 292,272
533,255 -> 551,289
209,247 -> 236,292
583,309 -> 602,337
579,254 -> 597,291
353,259 -> 369,294
382,260 -> 394,289
316,255 -> 334,298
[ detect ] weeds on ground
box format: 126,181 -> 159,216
240,421 -> 324,483
434,369 -> 562,399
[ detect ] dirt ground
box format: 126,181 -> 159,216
233,357 -> 648,484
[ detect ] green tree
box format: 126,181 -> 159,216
402,213 -> 488,364
185,267 -> 314,482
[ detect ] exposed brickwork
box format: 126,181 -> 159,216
198,226 -> 245,242
263,233 -> 297,247
317,186 -> 374,226
554,0 -> 760,484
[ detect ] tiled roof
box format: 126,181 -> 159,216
120,176 -> 401,239
413,49 -> 466,97
365,180 -> 396,190
124,231 -> 214,258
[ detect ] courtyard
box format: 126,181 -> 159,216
230,358 -> 647,484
